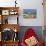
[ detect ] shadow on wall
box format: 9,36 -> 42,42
18,26 -> 44,44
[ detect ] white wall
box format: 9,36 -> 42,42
0,0 -> 15,7
0,0 -> 44,26
19,0 -> 44,26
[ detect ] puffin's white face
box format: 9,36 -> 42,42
25,36 -> 38,46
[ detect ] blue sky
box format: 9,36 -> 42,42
23,9 -> 37,14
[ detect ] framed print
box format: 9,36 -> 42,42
2,10 -> 9,15
10,11 -> 15,15
10,11 -> 17,15
23,9 -> 37,19
9,10 -> 17,15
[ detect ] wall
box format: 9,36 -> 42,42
0,0 -> 44,26
0,0 -> 15,7
0,0 -> 44,44
19,0 -> 44,26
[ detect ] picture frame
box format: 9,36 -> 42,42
9,10 -> 17,15
2,10 -> 9,15
23,9 -> 37,19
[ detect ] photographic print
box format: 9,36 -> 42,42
2,10 -> 9,15
23,9 -> 37,19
